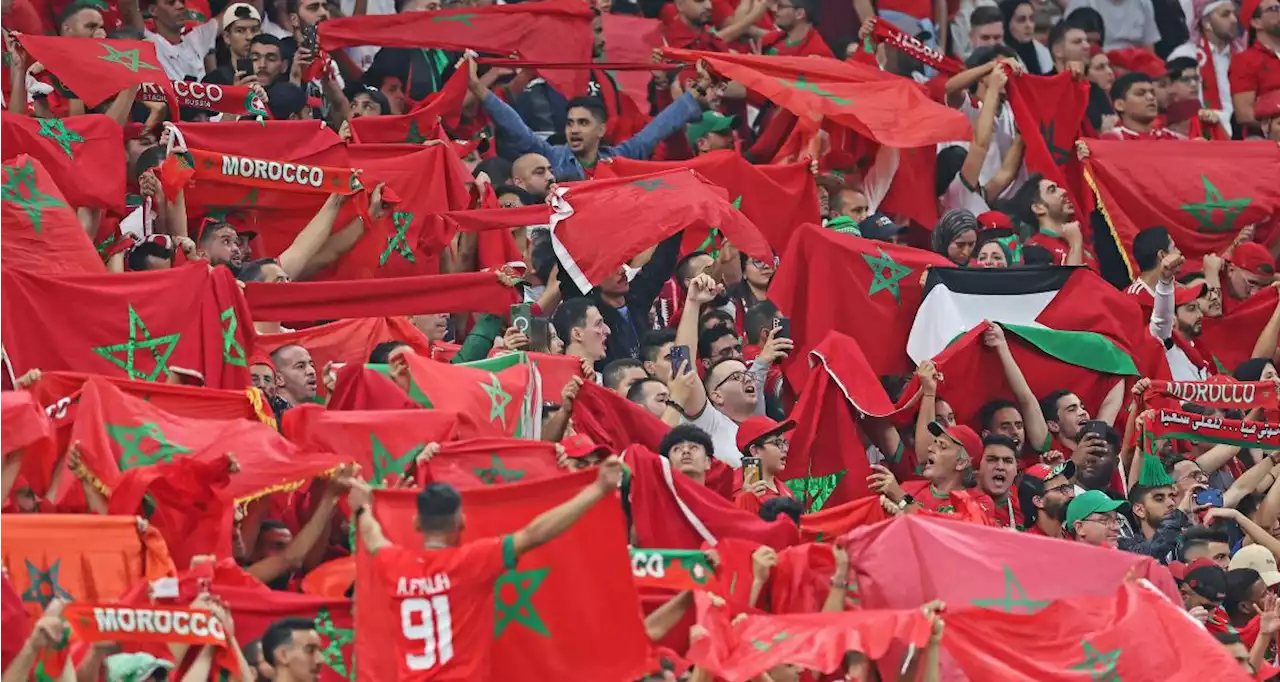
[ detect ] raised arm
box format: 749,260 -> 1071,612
985,325 -> 1050,453
510,456 -> 622,558
277,194 -> 346,279
247,475 -> 347,581
958,68 -> 1006,192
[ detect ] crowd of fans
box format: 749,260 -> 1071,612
3,0 -> 1280,679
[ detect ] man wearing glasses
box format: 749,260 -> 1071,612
1065,489 -> 1126,548
1019,460 -> 1077,538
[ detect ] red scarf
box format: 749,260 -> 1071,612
1144,380 -> 1279,410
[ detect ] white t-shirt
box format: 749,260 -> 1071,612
685,405 -> 743,468
146,20 -> 220,81
956,97 -> 1025,200
939,161 -> 992,215
1065,0 -> 1159,51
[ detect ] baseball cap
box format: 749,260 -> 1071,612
735,416 -> 796,454
220,2 -> 261,29
1181,558 -> 1228,602
1256,90 -> 1280,121
561,433 -> 609,460
926,421 -> 983,464
106,653 -> 175,682
1229,242 -> 1276,278
1064,489 -> 1125,528
686,112 -> 736,146
1174,282 -> 1209,307
1023,459 -> 1077,485
1018,460 -> 1076,525
1230,544 -> 1280,587
976,210 -> 1013,232
858,213 -> 905,241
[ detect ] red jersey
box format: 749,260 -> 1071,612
1229,41 -> 1280,99
1024,230 -> 1098,271
987,494 -> 1023,529
1096,125 -> 1186,141
733,479 -> 796,515
365,537 -> 515,681
760,28 -> 834,58
902,480 -> 994,519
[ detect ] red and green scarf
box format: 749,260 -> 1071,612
1143,379 -> 1279,411
1145,409 -> 1280,451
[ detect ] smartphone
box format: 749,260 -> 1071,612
510,303 -> 533,334
669,344 -> 691,375
1195,488 -> 1224,507
300,22 -> 319,52
774,317 -> 791,339
236,56 -> 254,78
742,456 -> 762,485
1081,420 -> 1109,439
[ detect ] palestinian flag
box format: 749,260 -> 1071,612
2,112 -> 126,214
1,155 -> 105,275
420,437 -> 563,489
282,405 -> 461,486
401,351 -> 541,438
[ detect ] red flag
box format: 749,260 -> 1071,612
945,582 -> 1252,682
600,14 -> 664,115
572,381 -> 669,453
1200,286 -> 1279,373
549,169 -> 773,293
256,317 -> 432,388
664,49 -> 971,148
243,272 -> 519,321
596,152 -> 821,255
1083,140 -> 1280,274
771,224 -> 953,379
420,437 -> 563,488
13,35 -> 176,109
349,69 -> 469,145
1,391 -> 54,460
326,364 -> 420,411
282,405 -> 460,485
1,574 -> 30,670
321,0 -> 595,99
0,264 -> 254,390
797,496 -> 888,542
212,585 -> 356,682
137,80 -> 269,118
400,351 -> 534,437
2,112 -> 126,213
1005,71 -> 1088,212
1,155 -> 105,275
880,145 -> 940,230
358,469 -> 651,682
523,351 -> 584,402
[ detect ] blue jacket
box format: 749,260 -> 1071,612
481,90 -> 704,181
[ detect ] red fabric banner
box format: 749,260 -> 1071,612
137,80 -> 268,117
1,391 -> 54,460
600,14 -> 665,114
283,404 -> 460,485
400,351 -> 531,437
1144,379 -> 1279,410
2,112 -> 126,214
797,496 -> 887,543
1005,72 -> 1089,212
256,318 -> 432,401
63,603 -> 229,647
212,585 -> 356,682
1147,408 -> 1280,451
161,148 -> 364,201
420,437 -> 563,488
572,381 -> 669,453
349,68 -> 468,145
13,35 -> 177,109
242,271 -> 519,320
358,469 -> 651,682
1199,286 -> 1279,374
1,155 -> 105,275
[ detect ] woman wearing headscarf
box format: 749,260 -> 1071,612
999,0 -> 1052,74
933,209 -> 980,266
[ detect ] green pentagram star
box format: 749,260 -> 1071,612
494,566 -> 550,637
785,470 -> 847,512
1179,175 -> 1251,233
97,42 -> 160,73
775,75 -> 852,105
431,13 -> 476,27
91,304 -> 182,381
108,421 -> 193,471
204,189 -> 259,222
37,118 -> 85,158
314,607 -> 354,677
405,120 -> 428,144
2,161 -> 68,233
480,373 -> 512,428
631,179 -> 673,192
220,307 -> 247,367
21,560 -> 72,607
1038,121 -> 1070,166
1069,641 -> 1122,681
370,434 -> 424,486
695,227 -> 723,258
750,632 -> 789,651
861,248 -> 913,304
380,212 -> 417,266
971,565 -> 1051,613
473,454 -> 526,485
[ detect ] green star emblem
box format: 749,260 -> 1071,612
473,454 -> 526,485
861,248 -> 913,304
494,566 -> 550,637
775,75 -> 852,105
370,434 -> 424,486
108,421 -> 192,470
314,607 -> 354,677
21,560 -> 72,607
480,373 -> 512,428
785,470 -> 847,512
380,212 -> 417,266
1069,641 -> 1122,681
405,120 -> 428,144
750,632 -> 788,651
971,565 -> 1051,613
1180,175 -> 1251,233
220,307 -> 247,367
91,304 -> 181,381
695,227 -> 723,258
37,118 -> 85,158
631,179 -> 673,192
1038,121 -> 1070,166
431,13 -> 477,27
97,42 -> 160,73
2,161 -> 68,233
204,190 -> 259,223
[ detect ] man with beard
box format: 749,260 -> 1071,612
1169,0 -> 1243,131
511,154 -> 554,202
628,377 -> 671,418
869,421 -> 994,519
1018,460 -> 1077,537
261,618 -> 324,682
1207,244 -> 1277,315
269,344 -> 318,407
1065,489 -> 1125,548
975,325 -> 1053,468
1010,173 -> 1093,269
975,435 -> 1020,528
1039,390 -> 1120,489
195,221 -> 245,269
1098,72 -> 1185,139
1229,0 -> 1280,131
687,112 -> 738,155
663,0 -> 763,52
1120,467 -> 1195,559
760,0 -> 832,57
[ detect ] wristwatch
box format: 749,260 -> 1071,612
897,494 -> 915,510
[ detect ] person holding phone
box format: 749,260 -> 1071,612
732,416 -> 797,514
200,4 -> 264,86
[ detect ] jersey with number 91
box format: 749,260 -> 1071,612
368,536 -> 515,681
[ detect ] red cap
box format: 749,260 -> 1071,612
927,421 -> 983,464
1241,0 -> 1263,43
1257,90 -> 1280,121
1173,282 -> 1208,307
976,211 -> 1013,231
1107,48 -> 1164,79
1229,242 -> 1276,277
561,433 -> 609,460
735,416 -> 796,454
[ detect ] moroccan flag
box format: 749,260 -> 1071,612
1200,286 -> 1279,373
243,272 -> 519,321
944,582 -> 1251,682
326,364 -> 420,411
0,263 -> 254,390
401,351 -> 539,438
596,152 -> 821,256
797,496 -> 887,543
1,391 -> 54,460
1,574 -> 30,670
256,317 -> 432,395
1005,71 -> 1088,211
572,381 -> 669,453
67,377 -> 344,505
320,0 -> 595,99
624,445 -> 799,550
663,49 -> 971,149
358,469 -> 651,682
13,35 -> 176,109
687,591 -> 931,682
421,437 -> 563,488
2,112 -> 126,213
843,515 -> 1178,611
517,350 -> 584,403
599,14 -> 664,115
771,223 -> 954,379
212,585 -> 356,682
1083,140 -> 1280,274
1,155 -> 104,275
785,332 -> 911,512
349,69 -> 469,145
548,169 -> 773,294
282,405 -> 460,486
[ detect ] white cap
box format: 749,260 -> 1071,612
1229,544 -> 1280,587
220,2 -> 262,29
